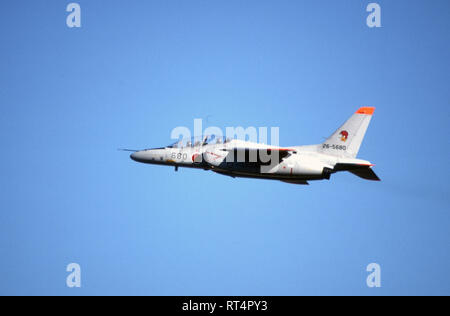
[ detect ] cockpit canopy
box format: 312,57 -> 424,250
167,135 -> 231,148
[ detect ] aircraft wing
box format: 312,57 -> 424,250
224,147 -> 296,164
280,180 -> 309,185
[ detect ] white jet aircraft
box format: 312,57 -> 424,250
126,107 -> 380,185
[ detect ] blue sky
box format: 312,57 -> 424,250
0,0 -> 449,295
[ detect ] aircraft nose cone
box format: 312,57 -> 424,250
130,151 -> 144,162
130,149 -> 161,163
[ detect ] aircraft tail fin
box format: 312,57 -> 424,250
320,107 -> 375,158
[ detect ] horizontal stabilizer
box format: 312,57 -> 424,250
334,163 -> 381,181
348,168 -> 380,181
